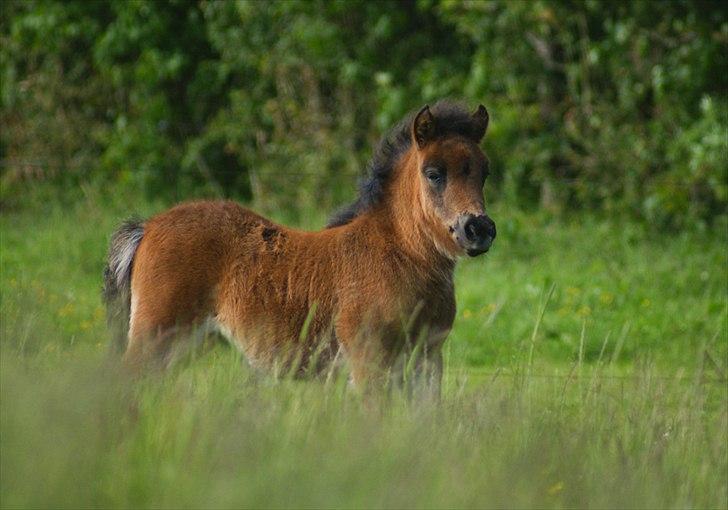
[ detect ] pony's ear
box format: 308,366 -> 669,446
470,104 -> 489,142
413,105 -> 436,148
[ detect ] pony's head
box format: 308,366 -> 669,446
411,104 -> 496,258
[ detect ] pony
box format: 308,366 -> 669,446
103,101 -> 496,395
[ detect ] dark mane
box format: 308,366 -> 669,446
327,100 -> 479,228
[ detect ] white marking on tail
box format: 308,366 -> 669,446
112,228 -> 144,290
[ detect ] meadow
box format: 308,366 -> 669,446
1,189 -> 726,509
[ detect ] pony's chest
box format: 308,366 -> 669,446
391,275 -> 456,331
417,289 -> 456,328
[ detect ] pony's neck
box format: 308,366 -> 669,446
381,148 -> 456,275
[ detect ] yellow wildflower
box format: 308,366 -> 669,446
547,481 -> 564,496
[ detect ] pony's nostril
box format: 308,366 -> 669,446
463,217 -> 487,242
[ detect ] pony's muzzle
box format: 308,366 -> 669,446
456,214 -> 496,256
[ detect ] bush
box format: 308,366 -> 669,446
1,0 -> 726,225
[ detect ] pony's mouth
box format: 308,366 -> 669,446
451,234 -> 491,257
466,246 -> 490,257
453,232 -> 493,257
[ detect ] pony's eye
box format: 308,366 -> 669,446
425,167 -> 444,185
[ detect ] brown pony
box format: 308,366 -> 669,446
103,101 -> 496,395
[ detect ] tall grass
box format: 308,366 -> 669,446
2,346 -> 726,508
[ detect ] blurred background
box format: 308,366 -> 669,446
2,0 -> 726,226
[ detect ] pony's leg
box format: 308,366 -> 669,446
123,325 -> 177,372
411,348 -> 443,401
123,296 -> 212,371
123,265 -> 217,371
335,321 -> 390,393
124,322 -> 217,372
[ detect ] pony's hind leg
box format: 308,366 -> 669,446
123,324 -> 180,371
123,287 -> 215,372
123,322 -> 217,372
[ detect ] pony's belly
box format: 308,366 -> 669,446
212,315 -> 337,375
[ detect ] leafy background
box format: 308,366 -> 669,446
2,0 -> 726,226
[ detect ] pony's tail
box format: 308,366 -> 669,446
103,218 -> 145,355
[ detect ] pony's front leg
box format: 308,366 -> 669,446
409,348 -> 443,401
335,318 -> 392,394
343,340 -> 389,394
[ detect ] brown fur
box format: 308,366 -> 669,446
105,102 -> 494,394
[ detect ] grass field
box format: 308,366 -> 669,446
1,190 -> 727,508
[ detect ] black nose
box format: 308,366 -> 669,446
459,215 -> 496,256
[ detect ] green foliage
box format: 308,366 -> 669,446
1,0 -> 727,224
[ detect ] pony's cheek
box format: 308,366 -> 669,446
434,230 -> 463,260
421,209 -> 457,256
438,222 -> 465,256
420,190 -> 462,256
